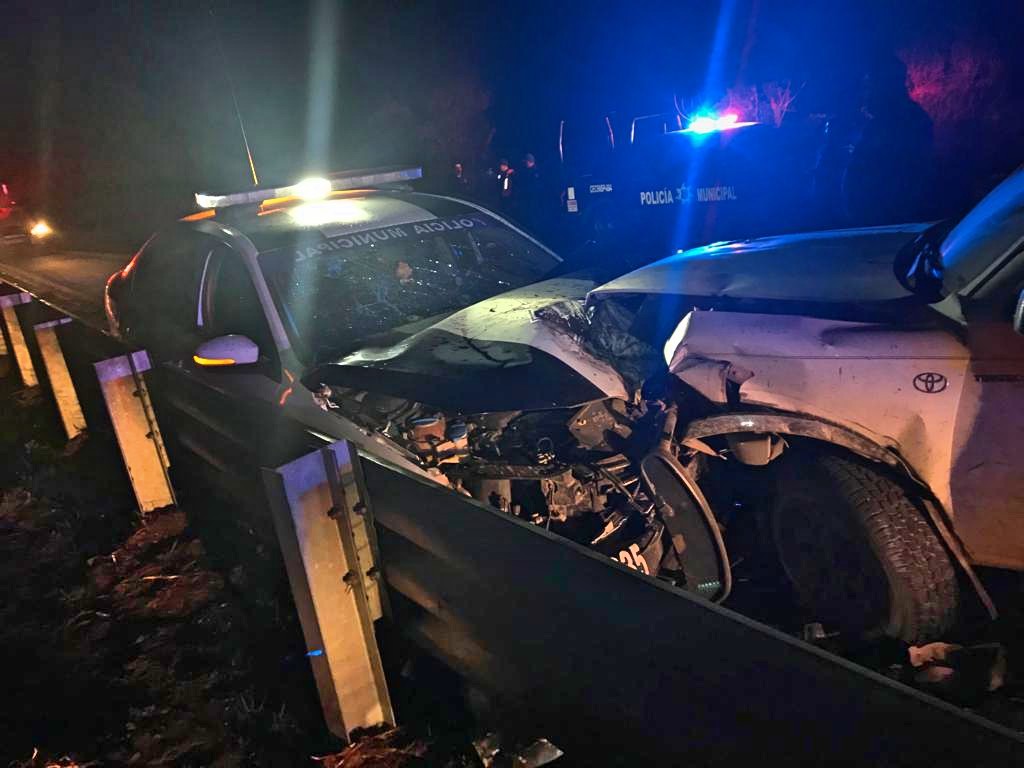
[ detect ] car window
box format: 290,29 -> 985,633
204,249 -> 277,358
129,229 -> 212,356
258,213 -> 560,361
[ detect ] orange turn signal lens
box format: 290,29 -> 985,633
193,355 -> 236,367
181,209 -> 217,222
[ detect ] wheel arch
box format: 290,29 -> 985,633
681,411 -> 906,471
682,410 -> 998,620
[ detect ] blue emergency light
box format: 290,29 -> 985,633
683,112 -> 757,134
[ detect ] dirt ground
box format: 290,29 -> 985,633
0,372 -> 481,767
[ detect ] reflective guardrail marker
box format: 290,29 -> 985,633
94,351 -> 175,512
33,317 -> 86,439
0,292 -> 38,387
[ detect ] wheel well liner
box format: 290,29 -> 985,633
682,412 -> 901,468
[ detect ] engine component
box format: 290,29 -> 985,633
540,468 -> 598,522
463,476 -> 513,513
409,415 -> 446,451
568,399 -> 634,452
725,433 -> 786,465
406,414 -> 469,466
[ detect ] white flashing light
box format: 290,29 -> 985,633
288,199 -> 372,228
193,166 -> 423,210
293,176 -> 332,200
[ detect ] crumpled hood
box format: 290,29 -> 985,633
309,277 -> 629,413
590,223 -> 930,305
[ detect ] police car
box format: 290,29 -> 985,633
103,167 -> 571,469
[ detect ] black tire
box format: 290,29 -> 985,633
771,451 -> 959,644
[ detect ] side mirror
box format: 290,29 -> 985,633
193,334 -> 260,367
1015,289 -> 1024,335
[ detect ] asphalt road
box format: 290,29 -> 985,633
0,242 -> 129,330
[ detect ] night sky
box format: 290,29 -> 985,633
4,0 -> 1023,244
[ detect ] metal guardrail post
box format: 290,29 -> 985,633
33,317 -> 87,440
0,292 -> 38,386
261,440 -> 393,740
94,351 -> 176,512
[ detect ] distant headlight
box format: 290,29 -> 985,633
29,220 -> 54,239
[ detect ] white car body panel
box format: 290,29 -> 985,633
664,310 -> 970,531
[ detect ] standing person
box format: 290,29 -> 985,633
842,54 -> 934,225
496,158 -> 516,212
448,161 -> 471,197
517,152 -> 544,228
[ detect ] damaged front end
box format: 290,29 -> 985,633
307,324 -> 732,602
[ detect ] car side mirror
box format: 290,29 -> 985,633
193,334 -> 260,367
1015,289 -> 1024,335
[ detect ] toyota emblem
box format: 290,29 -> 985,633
913,372 -> 948,393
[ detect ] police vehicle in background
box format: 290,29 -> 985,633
556,105 -> 921,259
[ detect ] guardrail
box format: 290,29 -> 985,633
357,451 -> 1024,765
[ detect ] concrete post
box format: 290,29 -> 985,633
34,317 -> 87,440
261,441 -> 393,740
94,351 -> 175,512
0,292 -> 38,386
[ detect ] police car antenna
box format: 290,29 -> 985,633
208,1 -> 260,186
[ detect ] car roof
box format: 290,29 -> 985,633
180,189 -> 486,254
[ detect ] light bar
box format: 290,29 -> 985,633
194,166 -> 423,210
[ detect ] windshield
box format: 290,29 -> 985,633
259,213 -> 560,361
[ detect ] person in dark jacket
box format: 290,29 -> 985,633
842,54 -> 935,224
448,161 -> 472,197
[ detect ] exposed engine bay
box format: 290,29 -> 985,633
314,383 -> 730,601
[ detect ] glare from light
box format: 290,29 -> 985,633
30,220 -> 53,238
683,111 -> 757,134
292,176 -> 332,200
687,115 -> 720,134
288,198 -> 372,228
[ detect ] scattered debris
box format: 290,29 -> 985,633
313,727 -> 429,768
907,642 -> 1008,703
473,733 -> 563,768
